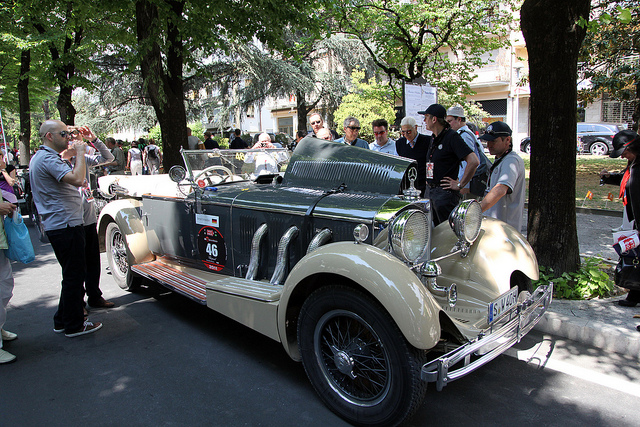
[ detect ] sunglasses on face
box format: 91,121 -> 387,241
400,129 -> 413,134
373,130 -> 387,136
347,126 -> 361,131
310,121 -> 321,125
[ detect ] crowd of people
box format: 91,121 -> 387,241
307,104 -> 525,229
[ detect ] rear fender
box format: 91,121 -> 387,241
97,199 -> 153,265
279,242 -> 441,361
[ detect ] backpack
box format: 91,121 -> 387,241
147,146 -> 158,160
461,129 -> 493,197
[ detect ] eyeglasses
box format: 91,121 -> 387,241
310,121 -> 321,125
347,126 -> 361,131
400,129 -> 414,134
373,130 -> 386,136
57,130 -> 79,138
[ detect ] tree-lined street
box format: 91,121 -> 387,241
1,223 -> 638,426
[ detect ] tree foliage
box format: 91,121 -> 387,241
578,2 -> 639,129
333,70 -> 396,143
330,0 -> 514,102
192,33 -> 377,134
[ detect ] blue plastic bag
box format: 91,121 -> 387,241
3,212 -> 35,264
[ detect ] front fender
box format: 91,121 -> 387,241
430,217 -> 538,331
97,199 -> 153,265
279,242 -> 441,360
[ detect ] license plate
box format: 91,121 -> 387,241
488,287 -> 519,324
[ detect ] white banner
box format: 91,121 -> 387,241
404,83 -> 437,135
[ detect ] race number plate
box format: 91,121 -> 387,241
488,286 -> 519,324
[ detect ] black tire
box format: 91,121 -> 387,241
105,222 -> 142,291
298,286 -> 428,427
523,142 -> 531,154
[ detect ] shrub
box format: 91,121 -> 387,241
534,257 -> 614,300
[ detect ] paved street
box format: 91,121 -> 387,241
1,222 -> 639,426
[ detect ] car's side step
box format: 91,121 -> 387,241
207,277 -> 282,302
131,259 -> 283,304
132,260 -> 207,304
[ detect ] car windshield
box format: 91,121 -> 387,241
181,148 -> 291,183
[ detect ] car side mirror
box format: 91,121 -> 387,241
169,165 -> 187,183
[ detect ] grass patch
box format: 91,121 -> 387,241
516,153 -> 628,211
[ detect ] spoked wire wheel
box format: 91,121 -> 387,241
314,309 -> 391,406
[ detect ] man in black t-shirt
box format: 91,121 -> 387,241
419,104 -> 479,225
229,129 -> 248,149
203,131 -> 219,149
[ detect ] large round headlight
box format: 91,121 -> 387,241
448,200 -> 483,243
390,209 -> 429,263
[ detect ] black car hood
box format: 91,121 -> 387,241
283,137 -> 416,196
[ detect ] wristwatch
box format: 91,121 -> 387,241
457,181 -> 461,189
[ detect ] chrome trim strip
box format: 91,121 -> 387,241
246,223 -> 268,280
307,228 -> 332,254
270,225 -> 299,286
421,283 -> 553,391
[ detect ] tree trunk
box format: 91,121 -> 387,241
521,0 -> 591,274
633,82 -> 639,132
42,100 -> 51,120
296,90 -> 312,133
18,49 -> 31,166
136,0 -> 187,171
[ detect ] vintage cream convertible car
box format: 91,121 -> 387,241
97,138 -> 552,426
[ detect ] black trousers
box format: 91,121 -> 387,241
47,225 -> 86,332
84,223 -> 103,303
626,289 -> 640,303
429,187 -> 461,226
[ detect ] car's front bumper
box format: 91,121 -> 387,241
421,284 -> 553,391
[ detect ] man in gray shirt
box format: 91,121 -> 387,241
29,120 -> 103,337
480,121 -> 526,232
62,126 -> 115,310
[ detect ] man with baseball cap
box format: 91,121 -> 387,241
446,105 -> 487,198
420,103 -> 479,225
479,121 -> 526,232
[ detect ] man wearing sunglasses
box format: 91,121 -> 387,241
29,120 -> 103,338
335,116 -> 369,149
369,119 -> 397,155
308,113 -> 339,140
479,121 -> 525,232
396,116 -> 432,197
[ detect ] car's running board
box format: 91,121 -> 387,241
132,260 -> 207,304
131,259 -> 283,304
207,277 -> 282,302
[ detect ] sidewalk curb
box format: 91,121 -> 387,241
534,299 -> 640,360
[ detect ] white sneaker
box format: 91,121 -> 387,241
1,329 -> 17,341
0,349 -> 16,364
612,225 -> 625,232
65,320 -> 102,338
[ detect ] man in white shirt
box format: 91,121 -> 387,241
369,119 -> 397,155
446,105 -> 483,197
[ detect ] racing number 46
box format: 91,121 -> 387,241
206,243 -> 218,257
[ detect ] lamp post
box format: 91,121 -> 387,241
513,66 -> 523,141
